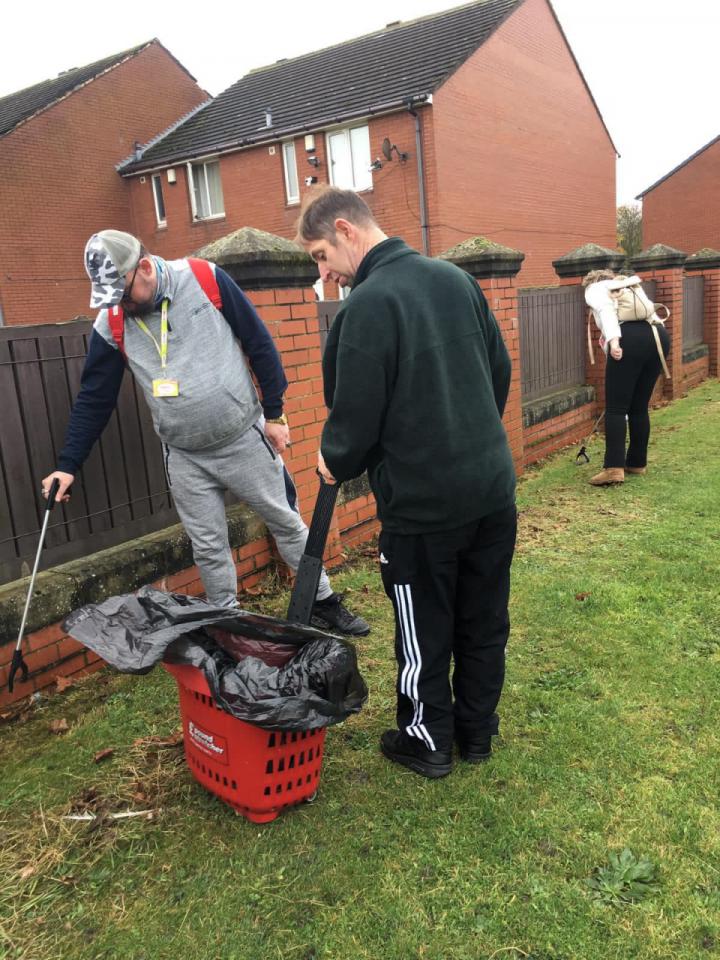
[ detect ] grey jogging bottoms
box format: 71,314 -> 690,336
165,420 -> 332,606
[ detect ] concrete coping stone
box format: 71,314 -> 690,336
685,248 -> 720,271
193,226 -> 317,290
631,244 -> 687,271
552,243 -> 624,278
522,384 -> 596,429
682,343 -> 709,364
438,237 -> 525,279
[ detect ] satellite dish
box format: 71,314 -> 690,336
381,138 -> 393,162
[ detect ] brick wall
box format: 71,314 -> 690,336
682,354 -> 709,392
635,266 -> 685,400
432,0 -> 616,286
523,403 -> 597,465
478,275 -> 525,472
682,263 -> 720,381
0,43 -> 207,327
336,494 -> 379,549
642,138 -> 720,252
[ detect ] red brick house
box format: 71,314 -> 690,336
120,0 -> 617,287
639,134 -> 720,254
0,41 -> 208,326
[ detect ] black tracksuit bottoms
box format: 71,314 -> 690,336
378,504 -> 517,753
604,321 -> 670,469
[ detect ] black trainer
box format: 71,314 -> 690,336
456,734 -> 492,764
380,729 -> 453,779
311,594 -> 370,637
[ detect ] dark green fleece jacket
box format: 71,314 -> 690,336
321,238 -> 515,534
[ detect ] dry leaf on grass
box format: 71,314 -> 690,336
19,864 -> 37,880
93,748 -> 114,764
55,676 -> 75,693
49,718 -> 69,735
242,585 -> 266,597
575,592 -> 592,601
1,696 -> 40,724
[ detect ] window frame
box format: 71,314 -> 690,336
325,124 -> 372,192
151,174 -> 167,227
282,140 -> 300,205
186,158 -> 225,221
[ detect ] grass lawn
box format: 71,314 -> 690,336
2,380 -> 719,960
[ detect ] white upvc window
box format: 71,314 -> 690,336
326,124 -> 372,192
152,174 -> 166,226
282,140 -> 300,204
187,159 -> 225,220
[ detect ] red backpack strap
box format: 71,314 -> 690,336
107,304 -> 127,359
187,257 -> 222,310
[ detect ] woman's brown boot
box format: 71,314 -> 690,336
625,466 -> 647,475
589,468 -> 625,486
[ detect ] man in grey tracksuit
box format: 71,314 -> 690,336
41,229 -> 369,637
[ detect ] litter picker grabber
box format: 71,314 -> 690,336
8,477 -> 60,693
286,476 -> 340,626
575,411 -> 605,464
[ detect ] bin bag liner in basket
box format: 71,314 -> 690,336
63,586 -> 368,731
205,627 -> 298,667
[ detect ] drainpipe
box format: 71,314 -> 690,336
407,99 -> 430,256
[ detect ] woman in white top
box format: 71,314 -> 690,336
583,270 -> 670,485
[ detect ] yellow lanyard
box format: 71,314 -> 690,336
135,299 -> 170,369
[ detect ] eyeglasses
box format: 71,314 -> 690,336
120,262 -> 141,305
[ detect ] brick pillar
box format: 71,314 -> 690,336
631,244 -> 687,400
552,243 -> 625,421
685,248 -> 720,377
195,227 -> 344,575
439,238 -> 526,476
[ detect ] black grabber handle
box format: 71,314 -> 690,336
8,478 -> 61,693
286,478 -> 341,626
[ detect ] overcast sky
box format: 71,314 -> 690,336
1,0 -> 717,205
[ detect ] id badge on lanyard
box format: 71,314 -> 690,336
137,300 -> 180,397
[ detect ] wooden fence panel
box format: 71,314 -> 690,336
519,286 -> 586,402
0,339 -> 38,560
643,280 -> 657,304
134,379 -> 172,515
63,329 -> 113,535
683,276 -> 705,348
36,332 -> 91,543
114,374 -> 152,523
0,321 -> 179,585
318,300 -> 342,353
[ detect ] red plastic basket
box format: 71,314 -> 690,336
163,662 -> 326,823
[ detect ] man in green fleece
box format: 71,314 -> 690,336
298,187 -> 516,779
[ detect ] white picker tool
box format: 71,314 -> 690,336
8,477 -> 61,693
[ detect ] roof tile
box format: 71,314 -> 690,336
0,43 -> 152,138
122,0 -> 522,172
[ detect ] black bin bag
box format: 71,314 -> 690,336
64,586 -> 368,731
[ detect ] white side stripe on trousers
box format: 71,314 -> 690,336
393,584 -> 436,751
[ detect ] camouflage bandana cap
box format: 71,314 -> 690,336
84,230 -> 142,309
